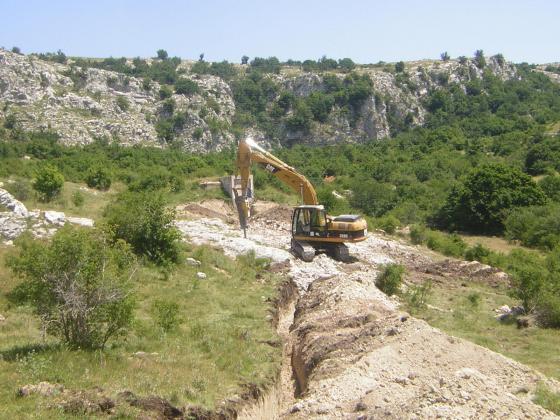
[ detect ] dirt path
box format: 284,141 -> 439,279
176,202 -> 560,419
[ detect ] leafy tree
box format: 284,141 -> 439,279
11,46 -> 21,54
250,56 -> 281,74
199,53 -> 205,62
458,56 -> 468,65
156,49 -> 168,60
539,175 -> 560,202
493,53 -> 505,66
474,49 -> 486,69
350,179 -> 398,217
241,55 -> 249,65
338,58 -> 356,71
437,163 -> 547,232
33,164 -> 64,201
395,61 -> 405,73
505,204 -> 560,250
86,166 -> 112,190
525,137 -> 560,174
285,101 -> 313,132
306,92 -> 334,122
7,227 -> 136,349
104,192 -> 181,265
175,78 -> 199,95
440,51 -> 450,62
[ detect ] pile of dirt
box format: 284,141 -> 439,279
423,259 -> 509,287
287,271 -> 558,419
176,199 -> 237,224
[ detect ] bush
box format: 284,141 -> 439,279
116,96 -> 130,111
405,280 -> 432,310
72,190 -> 85,207
6,179 -> 31,201
395,61 -> 405,73
7,227 -> 136,349
426,231 -> 467,257
33,164 -> 64,201
159,85 -> 173,99
465,243 -> 491,261
410,225 -> 428,245
376,264 -> 405,296
378,215 -> 399,234
175,79 -> 199,95
104,192 -> 181,265
86,166 -> 112,190
539,175 -> 560,202
505,204 -> 560,250
152,300 -> 180,332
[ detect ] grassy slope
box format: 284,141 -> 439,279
408,280 -> 560,380
0,243 -> 281,418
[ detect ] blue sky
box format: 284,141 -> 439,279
1,0 -> 558,63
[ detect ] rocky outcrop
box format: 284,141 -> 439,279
0,50 -> 235,152
0,188 -> 94,243
0,49 -> 517,151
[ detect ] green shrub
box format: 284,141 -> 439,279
505,204 -> 560,250
410,225 -> 427,245
104,192 -> 181,265
426,231 -> 467,257
7,227 -> 136,349
33,164 -> 64,201
86,166 -> 112,190
6,178 -> 31,201
152,299 -> 180,332
159,85 -> 173,99
465,243 -> 491,262
72,190 -> 85,207
405,279 -> 432,310
466,292 -> 481,308
378,215 -> 399,234
376,264 -> 405,296
175,79 -> 199,95
193,127 -> 204,140
116,96 -> 130,111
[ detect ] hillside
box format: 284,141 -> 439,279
0,49 -> 518,152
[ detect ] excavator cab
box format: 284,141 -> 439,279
292,205 -> 327,237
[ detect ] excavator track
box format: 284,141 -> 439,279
291,238 -> 315,262
332,243 -> 351,262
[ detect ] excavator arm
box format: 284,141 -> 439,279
236,137 -> 318,205
234,136 -> 318,237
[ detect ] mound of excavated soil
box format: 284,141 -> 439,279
176,199 -> 236,223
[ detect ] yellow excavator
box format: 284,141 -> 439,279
235,137 -> 367,262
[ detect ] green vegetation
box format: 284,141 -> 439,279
7,228 -> 136,349
104,192 -> 181,266
534,384 -> 560,415
0,244 -> 282,416
375,264 -> 405,296
33,164 -> 64,201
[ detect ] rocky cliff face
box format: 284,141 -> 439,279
0,49 -> 517,151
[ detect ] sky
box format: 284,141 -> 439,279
1,0 -> 559,64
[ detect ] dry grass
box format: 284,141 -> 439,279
0,244 -> 282,418
459,234 -> 525,254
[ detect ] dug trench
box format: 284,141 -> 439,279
177,200 -> 560,419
